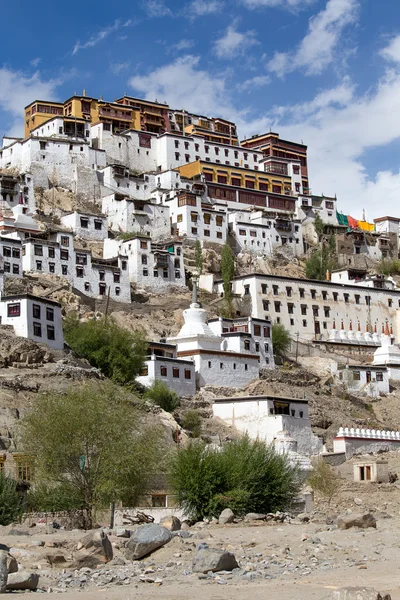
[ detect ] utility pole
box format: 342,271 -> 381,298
295,331 -> 299,363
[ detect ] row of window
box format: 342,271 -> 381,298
32,322 -> 56,340
189,227 -> 223,239
258,284 -> 391,307
2,247 -> 20,258
238,225 -> 300,236
173,139 -> 258,162
34,261 -> 122,283
79,217 -> 103,230
4,263 -> 20,274
142,268 -> 180,278
203,172 -> 289,194
157,366 -> 192,379
7,303 -> 54,322
177,212 -> 224,226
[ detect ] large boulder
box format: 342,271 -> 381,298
6,571 -> 39,591
124,524 -> 172,560
0,551 -> 8,593
78,529 -> 113,562
192,543 -> 239,573
160,515 -> 181,532
245,513 -> 267,521
337,513 -> 377,530
324,587 -> 391,599
218,508 -> 235,525
7,555 -> 18,574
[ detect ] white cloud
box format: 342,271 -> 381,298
30,58 -> 41,68
0,68 -> 60,136
173,39 -> 195,51
72,18 -> 133,54
214,23 -> 259,59
129,55 -> 230,116
144,0 -> 172,17
128,52 -> 400,219
241,0 -> 316,9
187,0 -> 224,16
380,34 -> 400,64
109,61 -> 130,75
268,0 -> 359,76
238,75 -> 271,91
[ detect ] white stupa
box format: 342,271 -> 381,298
274,430 -> 312,473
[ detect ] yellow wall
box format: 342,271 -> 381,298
178,160 -> 292,194
24,101 -> 64,137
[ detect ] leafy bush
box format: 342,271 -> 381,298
26,483 -> 84,513
182,409 -> 202,437
64,316 -> 147,386
377,258 -> 400,276
0,473 -> 23,525
272,323 -> 291,359
308,458 -> 341,505
144,380 -> 180,413
170,436 -> 300,520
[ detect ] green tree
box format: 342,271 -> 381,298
377,258 -> 400,276
0,473 -> 23,525
182,409 -> 202,438
64,316 -> 147,386
308,458 -> 342,505
313,213 -> 325,241
272,323 -> 291,360
170,436 -> 300,520
305,235 -> 338,281
144,380 -> 180,413
220,244 -> 235,318
195,240 -> 203,276
19,382 -> 162,528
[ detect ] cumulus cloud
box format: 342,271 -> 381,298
268,0 -> 359,76
129,55 -> 230,115
0,68 -> 60,136
380,34 -> 400,64
128,50 -> 400,218
214,23 -> 259,59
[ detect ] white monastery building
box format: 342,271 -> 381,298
0,293 -> 64,350
60,211 -> 108,241
213,396 -> 322,456
167,287 -> 273,389
211,273 -> 400,342
136,341 -> 196,397
103,235 -> 185,290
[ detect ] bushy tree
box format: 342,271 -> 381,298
64,316 -> 147,386
272,323 -> 291,359
220,244 -> 235,318
195,240 -> 203,275
0,473 -> 23,525
182,409 -> 202,438
313,213 -> 325,241
19,381 -> 162,527
308,458 -> 341,505
170,436 -> 300,520
305,235 -> 338,281
144,380 -> 180,413
377,258 -> 400,276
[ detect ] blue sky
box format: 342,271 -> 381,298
1,0 -> 400,218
